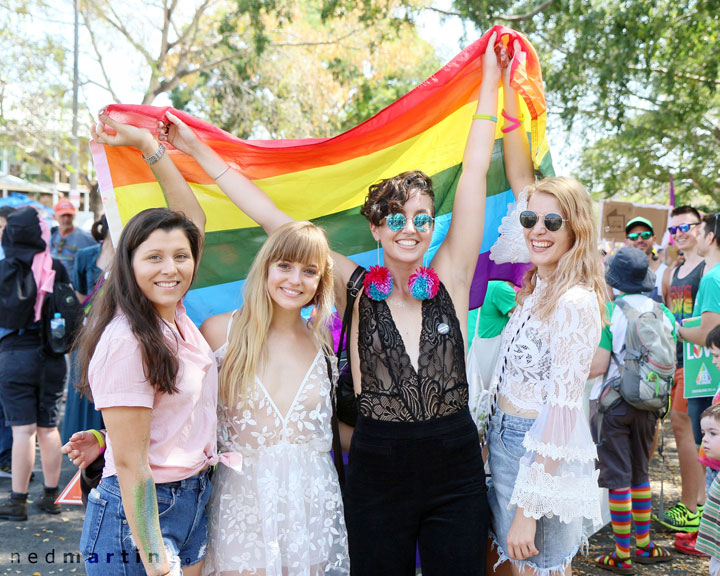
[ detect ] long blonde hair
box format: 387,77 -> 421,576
219,221 -> 334,409
517,177 -> 606,321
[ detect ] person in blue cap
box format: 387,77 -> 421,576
589,246 -> 676,573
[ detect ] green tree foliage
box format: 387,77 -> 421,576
2,0 -> 439,188
0,1 -> 91,184
170,0 -> 440,138
446,0 -> 720,204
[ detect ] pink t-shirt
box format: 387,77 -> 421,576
90,303 -> 218,483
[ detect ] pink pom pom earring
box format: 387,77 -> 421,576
364,242 -> 394,301
364,243 -> 439,301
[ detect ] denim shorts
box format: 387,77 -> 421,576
487,408 -> 584,576
80,470 -> 212,575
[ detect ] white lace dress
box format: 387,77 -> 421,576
202,338 -> 350,576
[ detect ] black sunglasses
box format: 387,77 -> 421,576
627,231 -> 653,241
519,210 -> 567,232
667,222 -> 700,235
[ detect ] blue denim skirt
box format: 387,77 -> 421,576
80,470 -> 212,575
487,408 -> 584,576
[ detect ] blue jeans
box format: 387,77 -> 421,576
80,471 -> 212,575
688,396 -> 713,446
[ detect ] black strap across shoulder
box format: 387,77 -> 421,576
337,265 -> 366,359
326,265 -> 365,487
324,354 -> 345,486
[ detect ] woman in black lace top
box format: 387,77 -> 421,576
159,31 -> 509,575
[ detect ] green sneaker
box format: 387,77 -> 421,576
653,502 -> 701,533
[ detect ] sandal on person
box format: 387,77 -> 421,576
635,542 -> 673,564
595,553 -> 636,575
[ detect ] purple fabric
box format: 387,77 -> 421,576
470,252 -> 531,309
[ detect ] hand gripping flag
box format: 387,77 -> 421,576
91,25 -> 553,325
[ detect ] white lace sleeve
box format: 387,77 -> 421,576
489,187 -> 531,264
509,287 -> 603,526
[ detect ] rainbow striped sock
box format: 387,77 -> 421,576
609,487 -> 633,559
632,481 -> 653,550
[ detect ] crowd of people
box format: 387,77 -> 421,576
0,30 -> 719,576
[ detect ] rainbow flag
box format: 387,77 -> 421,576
91,25 -> 552,326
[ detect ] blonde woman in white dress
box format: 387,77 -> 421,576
200,221 -> 349,576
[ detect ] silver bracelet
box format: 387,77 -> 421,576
143,143 -> 166,165
213,165 -> 231,181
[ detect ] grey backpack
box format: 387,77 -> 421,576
598,298 -> 676,418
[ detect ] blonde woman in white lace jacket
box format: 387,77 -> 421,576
486,171 -> 606,575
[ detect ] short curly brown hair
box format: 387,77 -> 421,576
360,171 -> 434,226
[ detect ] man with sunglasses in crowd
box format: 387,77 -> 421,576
674,212 -> 720,557
50,199 -> 96,280
625,216 -> 665,303
654,206 -> 707,541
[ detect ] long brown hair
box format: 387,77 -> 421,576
517,177 -> 606,321
75,208 -> 203,397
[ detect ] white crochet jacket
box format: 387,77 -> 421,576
497,280 -> 603,526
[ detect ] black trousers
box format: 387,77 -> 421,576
345,408 -> 488,576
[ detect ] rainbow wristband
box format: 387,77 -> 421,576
88,429 -> 106,455
472,114 -> 497,123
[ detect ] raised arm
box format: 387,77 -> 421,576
159,115 -> 291,236
501,39 -> 534,197
434,31 -> 500,289
160,114 -> 360,310
93,114 -> 206,238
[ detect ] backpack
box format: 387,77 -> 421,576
0,258 -> 37,330
598,298 -> 676,419
41,281 -> 82,357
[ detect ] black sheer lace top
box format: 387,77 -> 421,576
357,282 -> 469,422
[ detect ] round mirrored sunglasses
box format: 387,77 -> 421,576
519,210 -> 567,232
385,213 -> 434,233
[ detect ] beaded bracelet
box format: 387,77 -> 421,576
472,114 -> 498,123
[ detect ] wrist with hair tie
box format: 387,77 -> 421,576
501,109 -> 524,133
213,165 -> 231,181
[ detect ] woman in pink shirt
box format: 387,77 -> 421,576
68,113 -> 349,575
71,121 -> 219,576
